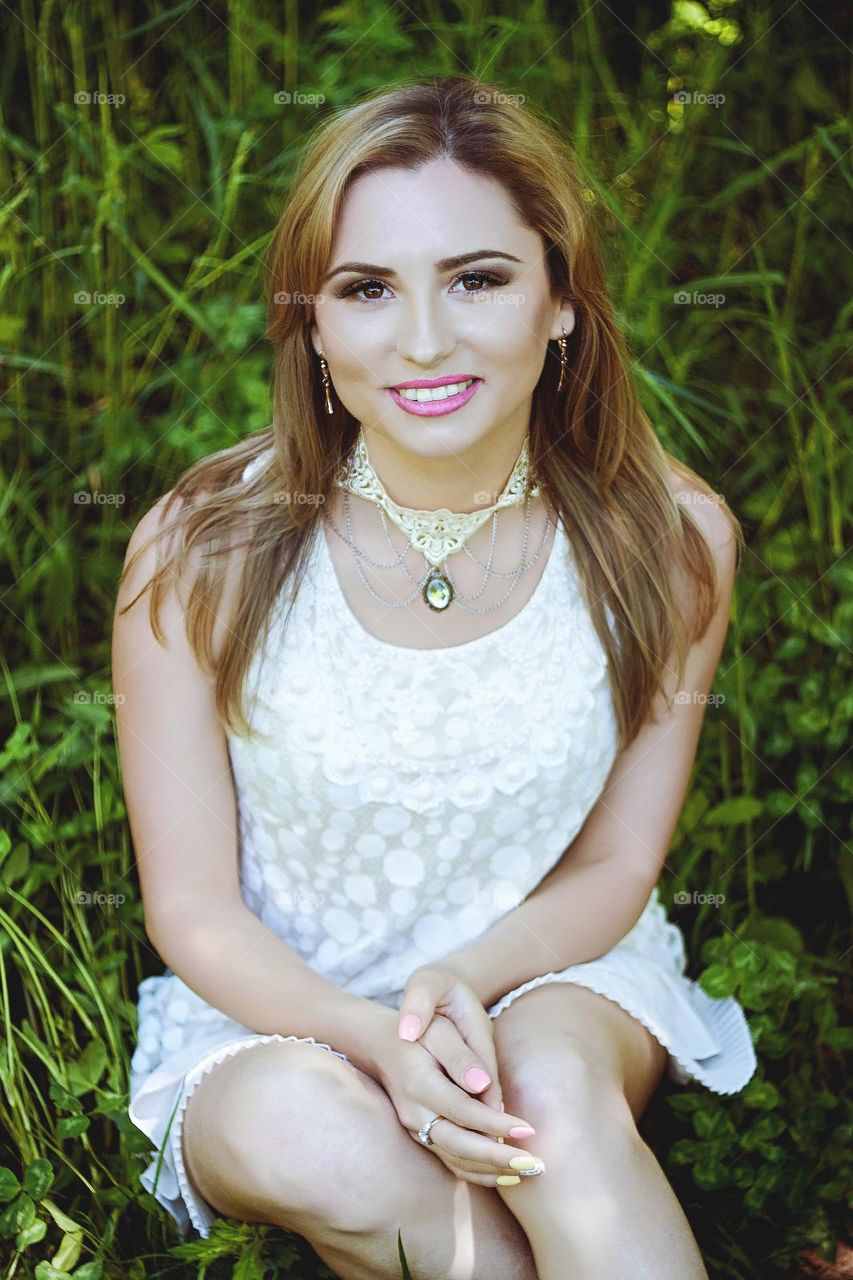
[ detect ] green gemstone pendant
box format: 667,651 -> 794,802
424,567 -> 453,611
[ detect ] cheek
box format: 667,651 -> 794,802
332,315 -> 390,371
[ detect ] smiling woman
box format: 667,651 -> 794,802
309,164 -> 573,510
113,73 -> 755,1279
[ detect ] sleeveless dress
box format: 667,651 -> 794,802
127,449 -> 757,1239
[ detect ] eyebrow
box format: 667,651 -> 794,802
322,249 -> 523,282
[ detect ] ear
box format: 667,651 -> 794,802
309,321 -> 322,358
551,301 -> 576,342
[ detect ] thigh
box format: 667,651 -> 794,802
180,1037 -> 538,1280
491,981 -> 669,1124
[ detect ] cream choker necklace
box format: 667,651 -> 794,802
332,427 -> 542,612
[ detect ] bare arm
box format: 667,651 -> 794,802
147,893 -> 394,1077
112,493 -> 393,1078
437,488 -> 739,1009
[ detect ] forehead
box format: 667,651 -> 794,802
330,157 -> 541,264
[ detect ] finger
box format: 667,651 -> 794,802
424,1072 -> 537,1143
433,1150 -> 545,1187
428,1119 -> 546,1175
421,1015 -> 497,1099
435,994 -> 503,1109
433,1158 -> 505,1187
398,969 -> 446,1042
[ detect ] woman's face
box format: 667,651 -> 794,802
310,157 -> 574,500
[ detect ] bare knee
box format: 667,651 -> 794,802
497,1037 -> 640,1155
183,1039 -> 390,1233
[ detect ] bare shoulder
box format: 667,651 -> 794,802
117,486 -> 251,669
665,461 -> 738,586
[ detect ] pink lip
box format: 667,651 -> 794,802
389,374 -> 479,389
387,377 -> 482,417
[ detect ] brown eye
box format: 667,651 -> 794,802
451,270 -> 508,294
337,278 -> 388,304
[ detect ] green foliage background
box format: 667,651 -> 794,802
0,1 -> 850,1277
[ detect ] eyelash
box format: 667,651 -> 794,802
335,270 -> 509,305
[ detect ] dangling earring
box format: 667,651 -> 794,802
318,354 -> 334,414
557,326 -> 569,391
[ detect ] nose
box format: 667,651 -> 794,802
394,292 -> 456,371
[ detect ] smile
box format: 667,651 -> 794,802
387,378 -> 482,417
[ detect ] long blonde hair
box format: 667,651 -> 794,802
118,72 -> 743,751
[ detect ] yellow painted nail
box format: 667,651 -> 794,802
496,1175 -> 521,1186
508,1156 -> 541,1171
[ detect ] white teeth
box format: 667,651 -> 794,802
396,379 -> 475,402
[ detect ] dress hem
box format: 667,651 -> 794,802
486,962 -> 757,1097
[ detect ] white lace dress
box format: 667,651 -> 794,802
127,451 -> 757,1239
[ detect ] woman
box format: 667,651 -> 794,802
113,74 -> 757,1280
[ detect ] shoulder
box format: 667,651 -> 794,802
665,461 -> 738,592
118,485 -> 252,668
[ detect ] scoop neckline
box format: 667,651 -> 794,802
315,512 -> 565,657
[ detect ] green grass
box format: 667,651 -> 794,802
1,1 -> 850,1277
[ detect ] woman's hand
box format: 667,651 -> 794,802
397,964 -> 503,1110
370,1007 -> 544,1187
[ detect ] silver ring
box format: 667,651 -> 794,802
415,1114 -> 443,1146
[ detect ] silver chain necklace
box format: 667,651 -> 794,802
326,429 -> 553,615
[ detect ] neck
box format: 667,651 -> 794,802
355,425 -> 531,514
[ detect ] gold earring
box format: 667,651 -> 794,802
557,327 -> 568,391
318,354 -> 334,414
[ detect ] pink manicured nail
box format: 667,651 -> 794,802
398,1014 -> 422,1041
464,1066 -> 491,1092
508,1125 -> 536,1138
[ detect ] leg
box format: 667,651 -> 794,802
490,982 -> 709,1280
181,1038 -> 536,1280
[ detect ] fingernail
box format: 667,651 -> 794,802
508,1125 -> 536,1138
508,1156 -> 544,1173
398,1014 -> 422,1041
463,1066 -> 491,1092
496,1175 -> 521,1186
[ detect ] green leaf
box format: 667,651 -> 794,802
704,796 -> 764,825
66,1038 -> 108,1095
56,1116 -> 90,1140
72,1263 -> 104,1280
34,1265 -> 73,1280
0,1168 -> 21,1203
49,1082 -> 84,1115
16,1216 -> 48,1248
0,1196 -> 23,1238
23,1158 -> 54,1201
742,917 -> 805,953
742,1080 -> 782,1110
13,1192 -> 35,1232
699,964 -> 738,998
